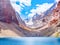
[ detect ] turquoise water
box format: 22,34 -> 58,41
34,38 -> 60,45
0,38 -> 60,45
0,38 -> 25,45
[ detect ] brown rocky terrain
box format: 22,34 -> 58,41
0,0 -> 18,24
0,0 -> 60,37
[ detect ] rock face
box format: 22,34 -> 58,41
0,0 -> 18,24
0,0 -> 60,37
0,0 -> 28,30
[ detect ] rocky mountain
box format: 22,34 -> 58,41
0,0 -> 18,24
24,2 -> 60,29
32,13 -> 42,21
32,2 -> 57,21
44,2 -> 57,16
16,12 -> 26,27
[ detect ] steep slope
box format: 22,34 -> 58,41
0,22 -> 24,37
0,0 -> 18,24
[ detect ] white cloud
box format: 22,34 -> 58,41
26,3 -> 53,25
19,0 -> 31,6
10,0 -> 31,15
10,0 -> 31,6
11,3 -> 21,14
55,0 -> 60,3
10,0 -> 54,25
28,3 -> 53,18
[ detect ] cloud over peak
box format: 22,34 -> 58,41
28,3 -> 53,18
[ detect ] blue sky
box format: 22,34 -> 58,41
10,0 -> 59,25
10,0 -> 57,20
20,0 -> 55,20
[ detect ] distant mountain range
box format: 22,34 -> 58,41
33,2 -> 57,21
24,2 -> 57,28
44,2 -> 57,16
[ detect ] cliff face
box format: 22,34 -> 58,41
49,1 -> 60,25
0,0 -> 18,24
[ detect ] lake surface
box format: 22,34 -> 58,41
0,37 -> 60,45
